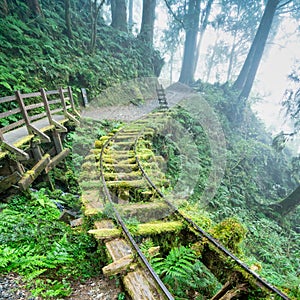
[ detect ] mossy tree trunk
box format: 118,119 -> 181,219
271,185 -> 300,216
90,0 -> 105,52
1,0 -> 8,16
111,0 -> 127,32
26,0 -> 43,16
178,0 -> 201,84
233,0 -> 279,100
64,0 -> 73,39
139,0 -> 156,45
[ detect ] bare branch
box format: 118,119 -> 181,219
277,0 -> 293,10
164,0 -> 185,28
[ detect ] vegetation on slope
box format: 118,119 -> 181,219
155,83 -> 299,298
0,0 -> 162,98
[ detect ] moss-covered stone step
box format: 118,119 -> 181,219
102,254 -> 133,276
107,150 -> 135,157
105,238 -> 132,261
89,227 -> 121,239
110,141 -> 135,148
123,268 -> 166,300
104,163 -> 139,172
94,219 -> 116,230
104,171 -> 142,181
103,156 -> 136,164
134,221 -> 183,236
90,220 -> 183,239
81,189 -> 104,215
117,202 -> 172,222
106,179 -> 148,189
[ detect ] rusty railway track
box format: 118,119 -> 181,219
84,107 -> 290,299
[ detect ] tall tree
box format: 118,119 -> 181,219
233,0 -> 280,99
179,0 -> 201,84
128,0 -> 133,32
111,0 -> 127,32
193,0 -> 214,76
1,0 -> 8,16
139,0 -> 156,45
221,0 -> 263,82
26,0 -> 43,16
90,0 -> 105,52
64,0 -> 73,39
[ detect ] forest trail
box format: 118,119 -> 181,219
81,82 -> 194,122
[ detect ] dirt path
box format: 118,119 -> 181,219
81,82 -> 193,122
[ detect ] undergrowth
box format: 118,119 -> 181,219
152,84 -> 300,299
0,189 -> 102,298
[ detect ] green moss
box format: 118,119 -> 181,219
88,228 -> 121,239
209,218 -> 247,255
135,221 -> 184,236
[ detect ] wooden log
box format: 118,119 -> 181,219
18,154 -> 50,191
28,124 -> 51,143
102,254 -> 133,276
52,130 -> 64,153
45,148 -> 70,173
0,171 -> 22,193
1,141 -> 29,160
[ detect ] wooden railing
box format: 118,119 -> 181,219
0,87 -> 79,159
0,87 -> 80,193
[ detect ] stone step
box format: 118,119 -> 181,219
88,227 -> 121,239
89,220 -> 183,239
106,179 -> 148,189
104,172 -> 141,181
104,163 -> 139,172
102,238 -> 133,276
81,189 -> 104,215
102,254 -> 133,276
117,202 -> 172,222
123,268 -> 166,300
105,238 -> 132,261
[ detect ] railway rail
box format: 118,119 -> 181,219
81,89 -> 291,299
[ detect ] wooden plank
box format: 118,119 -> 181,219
46,90 -> 59,95
40,88 -> 53,125
0,171 -> 22,193
21,92 -> 41,99
50,107 -> 64,114
29,112 -> 47,121
45,148 -> 70,173
48,99 -> 61,105
18,154 -> 50,190
1,141 -> 29,160
25,102 -> 44,111
28,124 -> 51,142
0,108 -> 21,119
68,86 -> 81,117
102,255 -> 133,276
15,90 -> 31,133
2,119 -> 25,133
0,95 -> 16,104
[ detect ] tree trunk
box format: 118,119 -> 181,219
26,0 -> 43,16
226,32 -> 237,82
233,0 -> 279,99
64,0 -> 73,39
193,0 -> 214,76
128,0 -> 133,32
139,0 -> 156,45
1,0 -> 8,16
90,0 -> 105,52
179,0 -> 201,84
111,0 -> 127,32
271,185 -> 300,216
